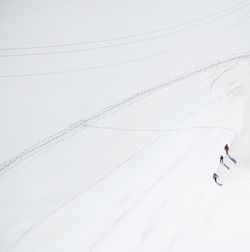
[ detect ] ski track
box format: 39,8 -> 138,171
167,233 -> 179,251
161,193 -> 205,252
0,53 -> 248,176
140,197 -> 169,245
0,3 -> 248,58
87,93 -> 238,251
209,63 -> 239,91
6,107 -> 236,252
1,15 -> 250,78
1,2 -> 249,252
0,0 -> 247,51
0,70 -> 225,207
87,125 -> 237,136
4,134 -> 164,252
2,55 -> 242,251
4,96 -> 236,252
87,126 -> 214,252
88,124 -> 232,252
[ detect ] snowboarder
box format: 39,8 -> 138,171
220,155 -> 224,163
213,173 -> 222,186
224,144 -> 229,155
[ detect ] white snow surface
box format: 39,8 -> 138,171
0,0 -> 250,251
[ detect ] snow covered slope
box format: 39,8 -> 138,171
0,0 -> 250,251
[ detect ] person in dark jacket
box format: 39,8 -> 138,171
213,173 -> 222,186
213,173 -> 218,181
220,155 -> 224,163
220,155 -> 230,169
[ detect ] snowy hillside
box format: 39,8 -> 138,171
1,0 -> 250,251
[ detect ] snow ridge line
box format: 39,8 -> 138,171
0,52 -> 249,175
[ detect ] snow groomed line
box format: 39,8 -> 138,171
0,52 -> 249,176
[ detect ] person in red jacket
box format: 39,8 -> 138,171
224,144 -> 229,155
224,144 -> 237,164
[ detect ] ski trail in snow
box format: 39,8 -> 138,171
167,233 -> 179,251
3,92 -> 234,252
209,63 -> 239,91
4,134 -> 164,252
0,0 -> 248,51
3,63 -> 241,251
1,15 -> 250,78
0,71 -> 224,207
87,125 -> 236,135
0,62 -> 241,252
87,127 -> 217,252
1,3 -> 248,58
88,116 -> 235,251
165,192 -> 206,251
87,90 -> 239,251
0,54 -> 248,176
141,197 -> 169,245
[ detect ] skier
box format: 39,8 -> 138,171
224,144 -> 229,155
213,173 -> 222,186
220,155 -> 230,169
220,155 -> 224,164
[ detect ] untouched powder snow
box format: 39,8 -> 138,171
1,0 -> 250,251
